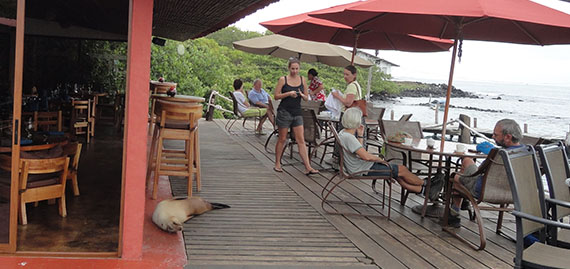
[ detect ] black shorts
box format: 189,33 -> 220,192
276,109 -> 303,128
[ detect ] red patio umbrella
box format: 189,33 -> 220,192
260,3 -> 454,63
309,0 -> 570,149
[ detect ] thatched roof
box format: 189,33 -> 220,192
154,0 -> 278,40
17,0 -> 278,41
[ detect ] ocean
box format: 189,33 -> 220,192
373,80 -> 570,139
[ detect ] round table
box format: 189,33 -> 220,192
151,94 -> 205,103
386,139 -> 487,218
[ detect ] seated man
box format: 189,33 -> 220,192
337,108 -> 442,199
248,79 -> 275,127
233,79 -> 266,134
447,118 -> 525,227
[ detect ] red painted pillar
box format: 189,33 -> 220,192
121,0 -> 153,260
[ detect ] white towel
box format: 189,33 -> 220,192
325,89 -> 342,120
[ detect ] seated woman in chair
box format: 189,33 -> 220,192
337,108 -> 440,197
233,79 -> 267,134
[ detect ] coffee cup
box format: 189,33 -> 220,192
403,137 -> 413,146
426,138 -> 435,148
456,144 -> 466,153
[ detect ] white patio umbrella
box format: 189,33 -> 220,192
233,34 -> 373,68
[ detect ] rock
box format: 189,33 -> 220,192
376,81 -> 480,100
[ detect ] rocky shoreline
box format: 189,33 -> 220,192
370,81 -> 480,101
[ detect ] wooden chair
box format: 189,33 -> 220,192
321,122 -> 394,219
147,100 -> 202,199
501,145 -> 570,268
442,148 -> 514,250
537,142 -> 570,248
70,100 -> 93,143
63,142 -> 83,196
34,111 -> 63,132
225,91 -> 264,133
0,154 -> 69,225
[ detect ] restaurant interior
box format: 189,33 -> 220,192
0,0 -> 129,253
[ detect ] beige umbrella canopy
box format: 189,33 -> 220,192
233,34 -> 373,68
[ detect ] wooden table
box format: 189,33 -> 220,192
0,141 -> 68,153
151,94 -> 205,103
386,139 -> 487,218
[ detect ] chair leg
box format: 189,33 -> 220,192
59,195 -> 67,217
146,126 -> 159,181
187,137 -> 194,197
496,204 -> 505,234
20,199 -> 27,225
400,185 -> 409,206
194,129 -> 201,192
264,130 -> 277,153
152,136 -> 164,200
72,173 -> 80,196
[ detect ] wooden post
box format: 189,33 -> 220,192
459,114 -> 471,144
434,104 -> 438,124
524,123 -> 528,133
390,110 -> 394,120
205,93 -> 216,121
474,118 -> 478,128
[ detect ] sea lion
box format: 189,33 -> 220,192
152,196 -> 230,232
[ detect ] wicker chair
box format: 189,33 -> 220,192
321,122 -> 394,219
263,98 -> 281,153
287,101 -> 322,160
398,114 -> 413,121
442,148 -> 514,250
364,103 -> 385,152
537,142 -> 570,248
501,145 -> 570,268
379,120 -> 432,204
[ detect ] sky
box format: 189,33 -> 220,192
233,0 -> 570,86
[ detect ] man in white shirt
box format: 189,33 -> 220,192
233,79 -> 267,134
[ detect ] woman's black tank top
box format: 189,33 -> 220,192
277,76 -> 303,116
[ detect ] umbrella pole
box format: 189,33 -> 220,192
350,32 -> 361,65
439,38 -> 458,153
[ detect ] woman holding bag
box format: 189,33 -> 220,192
331,65 -> 363,112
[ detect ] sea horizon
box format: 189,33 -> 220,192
375,78 -> 570,139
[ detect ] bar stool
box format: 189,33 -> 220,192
147,100 -> 202,199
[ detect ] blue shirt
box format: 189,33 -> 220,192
248,88 -> 270,106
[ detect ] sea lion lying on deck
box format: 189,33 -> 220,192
152,197 -> 230,233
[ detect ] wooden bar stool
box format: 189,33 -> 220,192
147,100 -> 202,199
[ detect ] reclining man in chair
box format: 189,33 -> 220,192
248,79 -> 275,129
447,118 -> 524,227
338,108 -> 442,199
233,79 -> 267,134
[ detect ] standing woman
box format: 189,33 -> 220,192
332,65 -> 362,109
273,58 -> 319,175
307,68 -> 326,101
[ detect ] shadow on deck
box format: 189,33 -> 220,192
171,119 -> 515,269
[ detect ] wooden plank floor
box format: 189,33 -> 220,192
170,121 -> 377,268
171,119 -> 516,268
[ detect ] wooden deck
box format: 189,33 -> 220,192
171,119 -> 516,268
